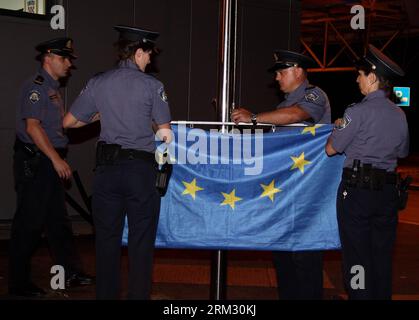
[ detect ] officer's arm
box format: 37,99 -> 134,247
325,136 -> 338,156
63,112 -> 88,129
231,106 -> 310,124
255,105 -> 311,125
26,118 -> 72,179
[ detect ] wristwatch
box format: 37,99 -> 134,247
250,113 -> 258,125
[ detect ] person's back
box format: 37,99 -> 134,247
64,25 -> 171,300
82,60 -> 166,151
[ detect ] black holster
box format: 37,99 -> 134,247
155,162 -> 173,197
95,141 -> 121,166
14,138 -> 41,179
397,176 -> 412,210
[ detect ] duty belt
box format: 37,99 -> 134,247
342,167 -> 398,190
95,141 -> 155,166
14,137 -> 68,158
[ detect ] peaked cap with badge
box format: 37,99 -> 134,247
35,37 -> 77,59
114,25 -> 160,44
268,49 -> 316,72
355,44 -> 405,79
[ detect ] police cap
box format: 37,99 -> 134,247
268,49 -> 316,72
114,25 -> 159,44
356,44 -> 405,79
35,37 -> 77,59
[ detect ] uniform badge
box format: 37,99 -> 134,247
337,113 -> 352,130
159,87 -> 168,103
305,91 -> 319,103
29,90 -> 41,104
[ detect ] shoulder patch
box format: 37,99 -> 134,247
33,75 -> 44,85
337,113 -> 352,130
158,87 -> 168,103
304,90 -> 320,103
29,90 -> 41,104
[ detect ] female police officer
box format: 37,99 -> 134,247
63,25 -> 172,299
325,45 -> 409,299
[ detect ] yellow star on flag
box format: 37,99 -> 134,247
290,152 -> 312,174
302,124 -> 322,136
182,178 -> 204,200
260,180 -> 282,202
221,189 -> 242,210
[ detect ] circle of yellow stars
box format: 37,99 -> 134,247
179,126 -> 319,210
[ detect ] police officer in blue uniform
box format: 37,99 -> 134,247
326,45 -> 409,299
9,38 -> 94,297
232,49 -> 331,299
63,25 -> 172,299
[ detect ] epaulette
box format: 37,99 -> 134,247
33,75 -> 44,85
346,102 -> 356,108
305,85 -> 316,90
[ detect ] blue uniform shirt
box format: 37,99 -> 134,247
277,79 -> 331,125
16,68 -> 68,148
69,59 -> 171,153
330,89 -> 409,171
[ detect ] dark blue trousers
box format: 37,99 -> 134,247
92,159 -> 160,300
337,181 -> 399,300
9,149 -> 80,290
272,250 -> 323,300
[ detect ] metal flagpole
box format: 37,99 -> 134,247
210,0 -> 237,301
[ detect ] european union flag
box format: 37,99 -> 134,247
122,124 -> 344,251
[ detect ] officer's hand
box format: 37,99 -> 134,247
231,108 -> 252,124
52,158 -> 72,180
91,112 -> 101,123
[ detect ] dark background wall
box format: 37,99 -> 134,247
0,0 -> 300,219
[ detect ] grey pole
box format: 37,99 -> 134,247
210,0 -> 237,301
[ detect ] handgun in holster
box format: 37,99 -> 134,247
15,139 -> 41,179
398,175 -> 412,210
347,159 -> 361,187
155,152 -> 173,197
95,141 -> 121,167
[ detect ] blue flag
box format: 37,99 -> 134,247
122,124 -> 344,251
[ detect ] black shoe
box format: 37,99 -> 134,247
9,283 -> 46,297
65,272 -> 95,288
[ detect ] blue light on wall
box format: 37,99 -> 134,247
393,87 -> 410,107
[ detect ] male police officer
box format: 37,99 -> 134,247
326,45 -> 409,299
63,25 -> 172,299
232,49 -> 330,300
9,38 -> 93,297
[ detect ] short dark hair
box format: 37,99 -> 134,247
114,38 -> 155,61
356,61 -> 392,94
36,53 -> 47,64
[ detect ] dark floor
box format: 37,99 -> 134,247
1,181 -> 418,300
1,215 -> 419,300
